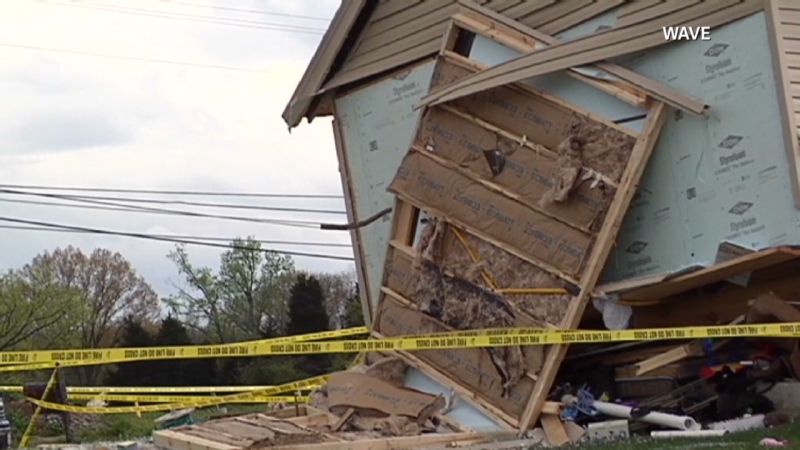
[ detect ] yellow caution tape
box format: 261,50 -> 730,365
0,326 -> 368,366
26,376 -> 325,414
0,385 -> 318,394
68,394 -> 309,404
6,323 -> 800,373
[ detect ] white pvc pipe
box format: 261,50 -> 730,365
591,400 -> 701,431
651,430 -> 728,439
562,396 -> 701,431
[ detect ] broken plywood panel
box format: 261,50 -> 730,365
326,372 -> 445,421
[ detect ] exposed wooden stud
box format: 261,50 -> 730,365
441,50 -> 640,138
330,408 -> 355,432
395,194 -> 582,286
452,2 -> 709,116
451,9 -> 647,107
425,1 -> 757,109
518,101 -> 668,435
436,105 -> 621,188
635,341 -> 704,376
412,145 -> 598,234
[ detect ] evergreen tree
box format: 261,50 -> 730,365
344,282 -> 365,328
288,274 -> 331,375
105,316 -> 155,386
152,315 -> 216,386
288,274 -> 330,336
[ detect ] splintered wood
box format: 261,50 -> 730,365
373,53 -> 667,432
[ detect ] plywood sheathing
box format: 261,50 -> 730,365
422,0 -> 764,107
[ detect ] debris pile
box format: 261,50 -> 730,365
153,357 -> 520,450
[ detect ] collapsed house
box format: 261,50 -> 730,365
280,0 -> 800,442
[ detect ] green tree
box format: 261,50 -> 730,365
166,238 -> 295,343
0,272 -> 80,351
288,273 -> 331,376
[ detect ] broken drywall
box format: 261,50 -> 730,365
403,369 -> 502,431
334,60 -> 436,314
606,12 -> 798,281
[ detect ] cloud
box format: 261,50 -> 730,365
7,111 -> 133,153
0,0 -> 353,297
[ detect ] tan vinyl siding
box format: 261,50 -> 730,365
775,0 -> 800,128
325,1 -> 456,91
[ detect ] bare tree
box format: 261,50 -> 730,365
17,246 -> 159,383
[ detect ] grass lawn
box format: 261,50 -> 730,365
578,423 -> 799,449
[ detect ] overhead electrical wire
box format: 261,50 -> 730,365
0,189 -> 346,215
159,1 -> 330,22
41,0 -> 326,34
0,184 -> 343,199
0,197 -> 326,229
0,217 -> 354,262
0,225 -> 352,248
0,42 -> 266,73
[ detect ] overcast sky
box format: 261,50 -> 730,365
0,0 -> 352,296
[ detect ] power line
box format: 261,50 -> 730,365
160,1 -> 330,22
0,217 -> 354,261
0,184 -> 343,199
0,224 -> 352,248
0,42 -> 266,73
43,0 -> 325,34
0,197 -> 326,229
0,189 -> 346,215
